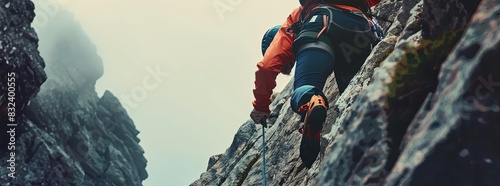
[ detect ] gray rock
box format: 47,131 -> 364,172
385,1 -> 500,184
0,0 -> 46,152
0,2 -> 147,185
194,0 -> 499,185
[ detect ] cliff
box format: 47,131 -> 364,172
0,1 -> 147,185
193,0 -> 499,185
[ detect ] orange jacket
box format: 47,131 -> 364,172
252,1 -> 380,113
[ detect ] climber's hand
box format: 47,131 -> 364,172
250,108 -> 269,126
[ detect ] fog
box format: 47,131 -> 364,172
32,0 -> 298,185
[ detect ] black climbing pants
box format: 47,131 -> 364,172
291,5 -> 374,113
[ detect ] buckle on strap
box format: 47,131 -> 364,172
286,21 -> 303,35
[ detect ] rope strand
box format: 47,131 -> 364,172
261,120 -> 267,186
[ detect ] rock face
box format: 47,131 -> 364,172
0,1 -> 147,185
0,0 -> 46,152
193,0 -> 499,185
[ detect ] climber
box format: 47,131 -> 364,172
250,0 -> 383,168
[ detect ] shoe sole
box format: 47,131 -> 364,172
300,105 -> 326,168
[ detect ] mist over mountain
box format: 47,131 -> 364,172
0,1 -> 147,185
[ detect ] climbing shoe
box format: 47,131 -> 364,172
299,95 -> 327,168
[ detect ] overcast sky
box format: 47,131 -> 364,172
32,0 -> 298,185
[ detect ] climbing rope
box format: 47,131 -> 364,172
261,119 -> 267,186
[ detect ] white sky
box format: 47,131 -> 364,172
33,0 -> 298,185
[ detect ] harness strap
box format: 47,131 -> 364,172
296,30 -> 334,50
316,15 -> 328,38
297,40 -> 335,60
